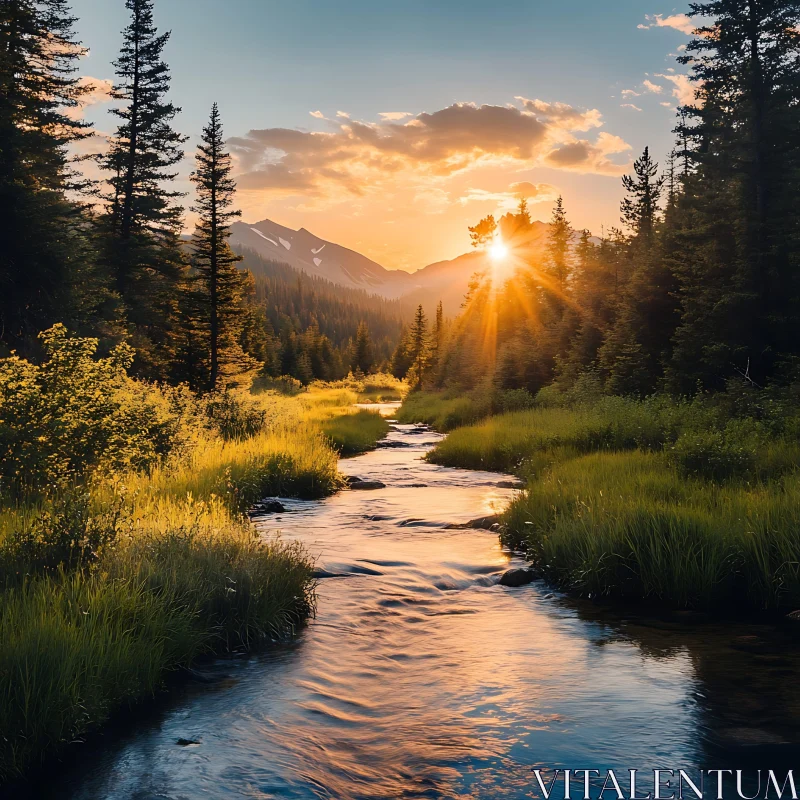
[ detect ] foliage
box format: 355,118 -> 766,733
0,326 -> 195,496
201,390 -> 267,441
0,0 -> 110,355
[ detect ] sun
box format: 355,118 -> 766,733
489,241 -> 509,262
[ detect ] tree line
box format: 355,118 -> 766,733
406,1 -> 800,398
1,0 -> 399,392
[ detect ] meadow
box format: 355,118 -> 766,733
400,386 -> 800,612
0,328 -> 403,781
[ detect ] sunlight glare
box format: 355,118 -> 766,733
489,241 -> 509,262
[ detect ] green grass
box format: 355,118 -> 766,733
0,524 -> 313,780
395,390 -> 493,431
322,409 -> 390,455
401,391 -> 800,612
0,361 -> 387,782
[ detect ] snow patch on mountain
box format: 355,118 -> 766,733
251,228 -> 278,246
311,244 -> 326,255
279,237 -> 292,250
313,258 -> 322,267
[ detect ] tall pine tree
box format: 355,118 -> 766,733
599,147 -> 677,395
351,322 -> 374,375
0,0 -> 106,352
185,103 -> 258,390
409,305 -> 429,389
100,0 -> 188,377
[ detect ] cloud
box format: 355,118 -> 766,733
309,110 -> 325,119
379,111 -> 413,121
656,73 -> 696,105
336,111 -> 350,119
621,89 -> 641,98
514,97 -> 603,131
460,182 -> 559,211
642,79 -> 663,94
621,104 -> 643,111
508,181 -> 559,201
64,76 -> 113,121
660,101 -> 673,108
544,132 -> 631,174
638,13 -> 695,35
229,98 -> 632,201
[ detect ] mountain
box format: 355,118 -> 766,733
230,219 -> 414,299
231,218 -> 601,318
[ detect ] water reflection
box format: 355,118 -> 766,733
23,420 -> 800,800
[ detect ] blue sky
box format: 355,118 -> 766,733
70,0 -> 696,269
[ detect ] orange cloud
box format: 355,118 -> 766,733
638,14 -> 696,35
64,76 -> 114,121
459,182 -> 559,210
229,98 -> 631,200
655,73 -> 696,105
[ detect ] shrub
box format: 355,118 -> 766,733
0,326 -> 194,497
202,390 -> 267,440
671,430 -> 757,482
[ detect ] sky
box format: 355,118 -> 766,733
69,0 -> 697,272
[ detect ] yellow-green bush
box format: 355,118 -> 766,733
0,326 -> 197,497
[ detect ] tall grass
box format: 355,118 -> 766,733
395,386 -> 534,431
400,389 -> 800,611
0,336 -> 398,781
0,524 -> 313,779
322,409 -> 390,455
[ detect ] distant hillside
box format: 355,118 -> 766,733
236,248 -> 407,361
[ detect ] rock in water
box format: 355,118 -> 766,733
496,480 -> 526,490
253,499 -> 286,513
349,480 -> 387,490
499,568 -> 538,587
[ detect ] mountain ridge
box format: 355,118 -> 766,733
230,217 -> 598,316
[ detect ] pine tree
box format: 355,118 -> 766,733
468,215 -> 497,248
620,147 -> 664,240
187,103 -> 258,390
429,300 -> 444,378
668,0 -> 800,389
598,149 -> 677,395
352,321 -> 374,375
546,196 -> 572,296
104,0 -> 186,240
409,305 -> 429,389
0,0 -> 106,351
99,0 -> 188,377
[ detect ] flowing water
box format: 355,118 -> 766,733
30,409 -> 800,799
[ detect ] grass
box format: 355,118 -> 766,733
0,524 -> 313,780
395,386 -> 535,431
0,358 -> 403,782
399,390 -> 800,612
322,409 -> 390,455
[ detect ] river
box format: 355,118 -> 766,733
30,409 -> 800,799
